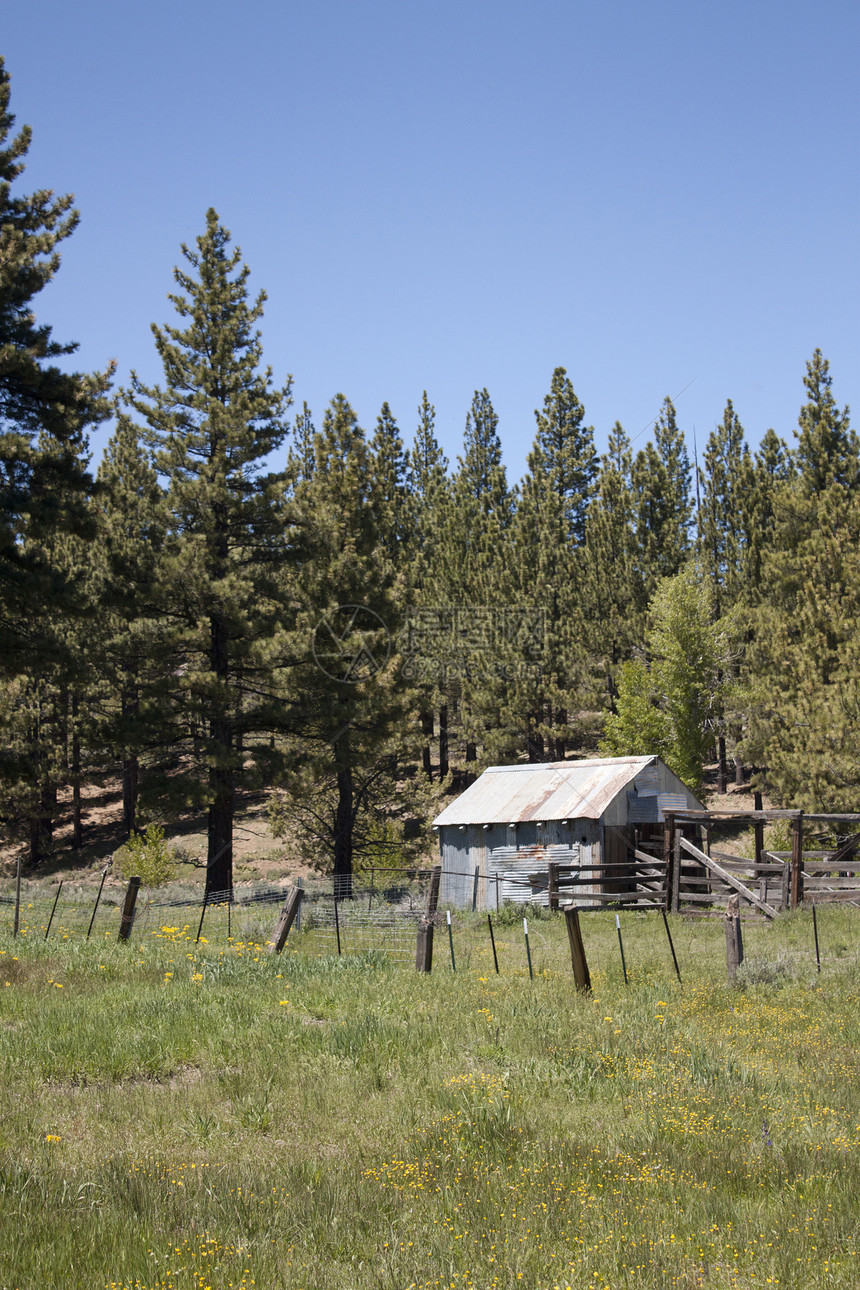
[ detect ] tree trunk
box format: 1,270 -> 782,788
207,773 -> 234,896
420,710 -> 434,781
38,781 -> 56,856
71,692 -> 83,849
206,610 -> 234,896
333,727 -> 353,899
120,678 -> 140,840
527,723 -> 544,763
717,734 -> 727,794
553,707 -> 568,762
439,704 -> 449,779
122,756 -> 139,839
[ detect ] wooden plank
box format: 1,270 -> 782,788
556,861 -> 664,873
560,875 -> 660,888
803,875 -> 860,887
799,889 -> 860,903
710,850 -> 757,867
563,890 -> 666,903
680,837 -> 777,919
670,809 -> 801,820
803,814 -> 860,823
816,830 -> 860,869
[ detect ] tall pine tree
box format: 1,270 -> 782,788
0,56 -> 112,675
125,209 -> 295,894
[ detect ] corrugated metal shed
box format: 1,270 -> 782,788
433,757 -> 704,909
433,757 -> 660,827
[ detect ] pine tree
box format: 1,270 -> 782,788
92,417 -> 167,837
405,393 -> 450,779
795,349 -> 858,492
277,394 -> 406,894
698,400 -> 751,617
581,422 -> 642,706
743,427 -> 793,593
500,368 -> 599,760
370,401 -> 410,564
125,209 -> 294,894
288,402 -> 316,484
632,397 -> 692,600
449,389 -> 513,771
741,355 -> 860,806
0,56 -> 112,675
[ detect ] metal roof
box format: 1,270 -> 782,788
433,756 -> 663,826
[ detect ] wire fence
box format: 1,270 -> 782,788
2,877 -> 856,988
0,873 -> 434,957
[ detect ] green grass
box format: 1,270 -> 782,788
0,905 -> 858,1289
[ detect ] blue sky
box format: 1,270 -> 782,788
5,0 -> 859,479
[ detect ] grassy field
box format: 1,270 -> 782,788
0,902 -> 858,1290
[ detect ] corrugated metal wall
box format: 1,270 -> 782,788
439,819 -> 600,909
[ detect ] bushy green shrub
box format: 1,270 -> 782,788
114,823 -> 175,887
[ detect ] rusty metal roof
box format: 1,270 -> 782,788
433,756 -> 663,826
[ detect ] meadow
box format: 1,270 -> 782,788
0,902 -> 858,1290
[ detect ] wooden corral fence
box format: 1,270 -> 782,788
662,809 -> 860,918
546,854 -> 667,911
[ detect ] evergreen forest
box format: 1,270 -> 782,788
3,57 -> 859,894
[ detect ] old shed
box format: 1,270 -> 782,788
432,755 -> 703,908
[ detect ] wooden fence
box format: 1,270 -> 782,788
663,809 -> 860,917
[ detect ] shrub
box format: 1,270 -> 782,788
114,824 -> 175,888
734,953 -> 793,989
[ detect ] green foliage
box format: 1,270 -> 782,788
0,58 -> 112,676
742,356 -> 860,808
600,658 -> 673,762
632,396 -> 692,600
114,823 -> 175,887
602,562 -> 737,793
698,398 -> 752,616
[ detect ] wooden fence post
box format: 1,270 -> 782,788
268,886 -> 304,954
563,903 -> 591,993
671,829 -> 682,914
663,814 -> 675,911
790,812 -> 804,908
547,862 -> 559,911
427,865 -> 441,917
725,893 -> 743,979
471,865 -> 480,912
416,864 -> 441,974
415,922 -> 434,973
781,857 -> 791,911
118,876 -> 141,942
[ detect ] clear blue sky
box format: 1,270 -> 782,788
5,0 -> 859,479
